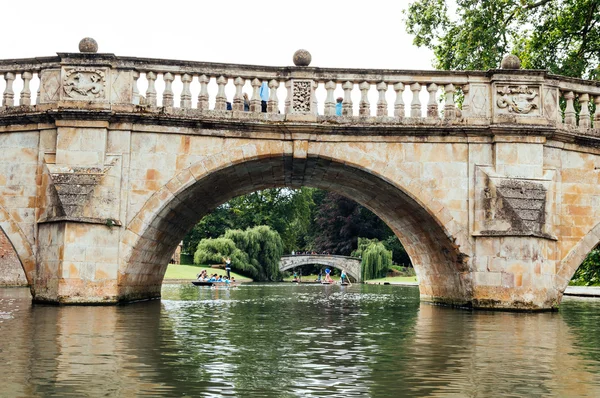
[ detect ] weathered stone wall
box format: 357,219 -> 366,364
0,228 -> 27,286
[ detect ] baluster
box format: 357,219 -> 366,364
426,83 -> 438,118
20,72 -> 32,106
461,84 -> 470,117
250,78 -> 261,112
268,79 -> 279,113
215,76 -> 227,111
324,81 -> 336,116
410,83 -> 421,118
342,81 -> 353,116
132,71 -> 140,105
163,73 -> 174,107
3,72 -> 15,107
197,75 -> 209,110
285,80 -> 292,114
444,84 -> 456,120
394,83 -> 405,118
233,77 -> 244,111
595,96 -> 600,128
579,93 -> 590,129
359,82 -> 370,116
564,91 -> 576,126
36,71 -> 41,105
376,82 -> 387,117
145,72 -> 157,107
180,74 -> 192,109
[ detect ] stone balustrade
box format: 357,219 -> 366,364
1,52 -> 600,134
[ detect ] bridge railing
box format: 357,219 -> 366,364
1,52 -> 600,133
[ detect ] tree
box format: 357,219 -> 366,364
571,249 -> 600,286
310,192 -> 396,256
183,188 -> 314,255
352,238 -> 393,281
405,0 -> 600,79
193,237 -> 254,276
194,225 -> 284,281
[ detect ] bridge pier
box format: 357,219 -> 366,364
33,221 -> 121,304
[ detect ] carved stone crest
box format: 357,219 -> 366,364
496,85 -> 538,114
292,80 -> 312,113
63,68 -> 106,100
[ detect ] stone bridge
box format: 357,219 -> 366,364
280,254 -> 361,282
1,39 -> 600,310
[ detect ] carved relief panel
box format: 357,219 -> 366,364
61,67 -> 109,101
291,80 -> 313,113
495,85 -> 540,115
473,165 -> 555,240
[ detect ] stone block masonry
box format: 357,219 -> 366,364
1,44 -> 600,309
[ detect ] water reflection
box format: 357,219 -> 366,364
0,285 -> 599,397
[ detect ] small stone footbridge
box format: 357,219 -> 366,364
279,254 -> 362,282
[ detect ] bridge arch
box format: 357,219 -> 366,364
0,204 -> 35,285
120,141 -> 471,303
279,255 -> 362,282
556,221 -> 600,295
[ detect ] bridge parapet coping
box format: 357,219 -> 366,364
1,52 -> 599,138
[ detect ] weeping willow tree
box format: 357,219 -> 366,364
193,237 -> 256,276
194,225 -> 283,281
353,237 -> 392,281
225,226 -> 283,281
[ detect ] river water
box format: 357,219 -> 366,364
1,283 -> 600,397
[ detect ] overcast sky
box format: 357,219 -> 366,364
2,0 -> 434,70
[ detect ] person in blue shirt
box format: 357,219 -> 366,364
335,97 -> 343,116
260,81 -> 269,112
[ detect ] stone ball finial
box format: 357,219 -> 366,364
501,54 -> 521,69
79,37 -> 98,53
293,49 -> 312,66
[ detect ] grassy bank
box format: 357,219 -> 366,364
364,276 -> 418,284
164,263 -> 252,282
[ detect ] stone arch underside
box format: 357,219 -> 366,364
121,155 -> 471,303
0,204 -> 35,286
556,221 -> 600,294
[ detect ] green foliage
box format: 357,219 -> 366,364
225,226 -> 284,281
382,235 -> 412,266
310,192 -> 404,257
193,225 -> 284,281
185,188 -> 414,275
356,239 -> 393,281
193,237 -> 253,275
405,0 -> 600,79
571,249 -> 600,286
183,188 -> 313,254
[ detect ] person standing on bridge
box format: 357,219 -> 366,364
335,97 -> 343,116
260,82 -> 269,112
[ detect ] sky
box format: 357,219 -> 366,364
1,0 -> 434,70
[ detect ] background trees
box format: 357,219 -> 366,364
184,188 -> 413,279
405,0 -> 600,79
193,226 -> 283,281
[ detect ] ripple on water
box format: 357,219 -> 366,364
1,285 -> 600,397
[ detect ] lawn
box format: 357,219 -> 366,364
164,263 -> 252,282
365,276 -> 418,284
